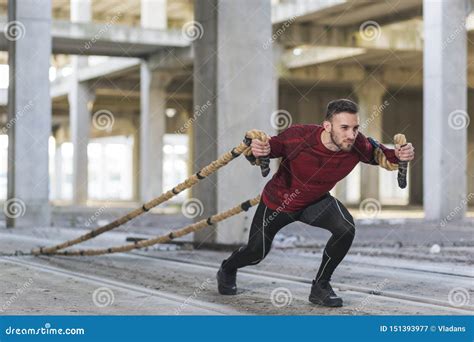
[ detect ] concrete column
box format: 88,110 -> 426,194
71,0 -> 91,22
70,0 -> 90,68
423,0 -> 468,221
140,63 -> 170,202
69,0 -> 92,205
139,0 -> 168,203
132,119 -> 140,202
354,76 -> 386,201
141,0 -> 167,29
194,0 -> 275,245
7,0 -> 52,227
68,80 -> 94,205
54,142 -> 63,200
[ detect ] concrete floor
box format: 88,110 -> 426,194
0,215 -> 472,316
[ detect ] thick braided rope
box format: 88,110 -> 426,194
243,130 -> 270,166
374,134 -> 407,171
32,130 -> 269,256
51,196 -> 261,256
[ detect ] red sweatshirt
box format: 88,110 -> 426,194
261,124 -> 399,212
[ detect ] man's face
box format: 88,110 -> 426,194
326,112 -> 359,152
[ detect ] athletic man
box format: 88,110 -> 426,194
216,99 -> 415,307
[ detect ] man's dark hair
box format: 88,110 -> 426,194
325,99 -> 358,121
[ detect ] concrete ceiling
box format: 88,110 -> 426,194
0,0 -> 193,28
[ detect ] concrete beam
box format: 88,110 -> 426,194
289,0 -> 422,26
278,18 -> 423,51
50,57 -> 140,98
285,64 -> 424,89
148,47 -> 193,70
0,16 -> 189,57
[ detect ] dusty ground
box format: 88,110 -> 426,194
0,209 -> 472,315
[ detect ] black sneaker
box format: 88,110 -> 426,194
216,266 -> 237,295
309,279 -> 343,307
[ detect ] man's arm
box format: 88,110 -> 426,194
252,125 -> 311,159
355,132 -> 400,165
355,132 -> 415,165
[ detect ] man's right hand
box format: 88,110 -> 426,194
251,139 -> 271,157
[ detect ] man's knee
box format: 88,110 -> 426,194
335,213 -> 356,239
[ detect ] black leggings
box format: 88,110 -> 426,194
221,193 -> 355,282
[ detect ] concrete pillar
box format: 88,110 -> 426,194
7,0 -> 52,227
132,119 -> 140,202
141,0 -> 167,29
70,0 -> 90,69
193,0 -> 275,245
140,64 -> 170,202
71,0 -> 91,23
54,142 -> 63,200
68,81 -> 94,205
354,76 -> 386,201
69,0 -> 92,205
139,0 -> 168,203
423,0 -> 468,221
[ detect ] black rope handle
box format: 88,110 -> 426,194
243,136 -> 270,177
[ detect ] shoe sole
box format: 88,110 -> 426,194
217,286 -> 237,295
309,295 -> 343,307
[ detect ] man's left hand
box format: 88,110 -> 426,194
395,143 -> 415,161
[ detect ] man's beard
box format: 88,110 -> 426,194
329,131 -> 353,152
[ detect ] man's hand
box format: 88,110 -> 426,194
251,139 -> 271,158
395,143 -> 414,161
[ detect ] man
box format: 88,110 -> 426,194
216,98 -> 415,307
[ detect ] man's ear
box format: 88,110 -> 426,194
322,120 -> 331,132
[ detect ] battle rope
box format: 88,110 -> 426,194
51,196 -> 261,256
22,130 -> 408,257
31,130 -> 270,256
